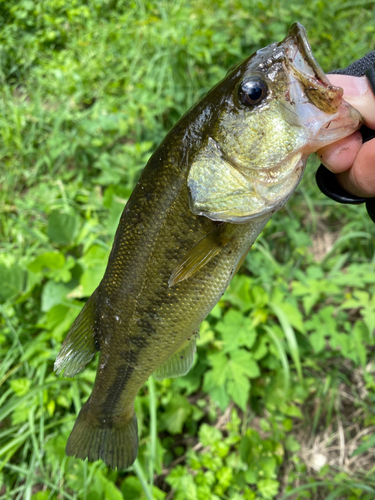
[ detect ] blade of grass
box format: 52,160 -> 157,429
134,459 -> 154,500
322,231 -> 373,263
148,376 -> 157,489
280,480 -> 375,499
28,408 -> 45,475
325,486 -> 348,499
3,463 -> 77,500
264,325 -> 290,398
352,433 -> 375,456
38,362 -> 47,456
0,380 -> 71,421
270,303 -> 303,381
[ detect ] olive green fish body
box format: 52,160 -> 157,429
55,23 -> 363,469
60,122 -> 268,467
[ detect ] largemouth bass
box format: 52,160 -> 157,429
55,23 -> 362,469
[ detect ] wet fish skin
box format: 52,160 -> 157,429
55,23 -> 362,469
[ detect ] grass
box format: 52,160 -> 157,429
1,0 -> 375,499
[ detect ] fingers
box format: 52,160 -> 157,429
336,140 -> 375,197
316,75 -> 375,198
317,130 -> 363,173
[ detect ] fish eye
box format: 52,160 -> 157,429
238,78 -> 268,106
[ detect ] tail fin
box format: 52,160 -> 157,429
66,402 -> 138,470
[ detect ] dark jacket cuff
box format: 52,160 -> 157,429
316,53 -> 375,222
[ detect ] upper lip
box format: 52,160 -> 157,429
281,23 -> 330,85
281,23 -> 344,114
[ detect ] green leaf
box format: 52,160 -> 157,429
47,210 -> 80,245
205,349 -> 259,410
203,369 -> 230,410
166,466 -> 198,500
199,423 -> 222,446
258,456 -> 277,478
285,435 -> 301,452
352,433 -> 375,456
10,378 -> 31,396
207,351 -> 230,384
240,435 -> 253,463
257,479 -> 280,499
28,251 -> 65,273
0,264 -> 27,301
31,492 -> 53,500
121,476 -> 143,500
216,309 -> 257,353
275,302 -> 305,333
159,394 -> 193,434
221,274 -> 253,312
197,320 -> 215,346
80,265 -> 106,296
229,349 -> 260,379
281,404 -> 302,418
227,350 -> 259,410
41,280 -> 71,312
309,330 -> 325,353
45,432 -> 70,463
97,470 -> 124,500
227,376 -> 249,410
252,335 -> 268,360
81,245 -> 110,267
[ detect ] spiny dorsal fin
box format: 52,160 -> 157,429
54,289 -> 99,378
153,334 -> 198,380
169,223 -> 230,287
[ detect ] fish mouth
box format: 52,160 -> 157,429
281,23 -> 344,114
283,23 -> 328,84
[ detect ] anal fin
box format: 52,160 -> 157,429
54,289 -> 100,377
169,223 -> 230,287
153,334 -> 197,381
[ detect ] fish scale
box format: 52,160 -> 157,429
55,23 -> 362,469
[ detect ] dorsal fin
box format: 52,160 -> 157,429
169,223 -> 230,287
54,289 -> 100,377
153,334 -> 197,380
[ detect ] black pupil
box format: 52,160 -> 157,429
239,79 -> 267,106
248,86 -> 263,101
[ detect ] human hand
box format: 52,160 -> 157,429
316,75 -> 375,197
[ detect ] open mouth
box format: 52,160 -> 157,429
283,23 -> 329,84
281,23 -> 344,114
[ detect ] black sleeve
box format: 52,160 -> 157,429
315,52 -> 375,222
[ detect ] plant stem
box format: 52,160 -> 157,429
148,376 -> 157,490
134,459 -> 153,500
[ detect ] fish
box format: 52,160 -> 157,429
54,23 -> 362,469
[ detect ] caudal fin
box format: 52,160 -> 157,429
66,402 -> 138,469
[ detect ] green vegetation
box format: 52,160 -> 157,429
1,1 -> 375,498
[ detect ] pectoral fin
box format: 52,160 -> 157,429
153,334 -> 197,380
169,223 -> 230,287
54,289 -> 100,377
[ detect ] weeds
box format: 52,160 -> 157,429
1,1 -> 375,499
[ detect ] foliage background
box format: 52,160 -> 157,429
1,0 -> 375,499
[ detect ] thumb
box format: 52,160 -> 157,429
328,75 -> 375,129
